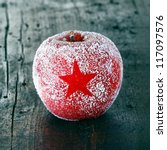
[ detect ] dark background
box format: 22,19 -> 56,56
0,0 -> 150,149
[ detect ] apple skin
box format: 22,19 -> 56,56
33,30 -> 123,121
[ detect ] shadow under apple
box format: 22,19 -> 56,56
38,111 -> 128,150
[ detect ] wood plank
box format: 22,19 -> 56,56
0,0 -> 150,149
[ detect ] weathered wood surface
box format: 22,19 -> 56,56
0,0 -> 149,149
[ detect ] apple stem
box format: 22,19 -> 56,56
69,31 -> 75,42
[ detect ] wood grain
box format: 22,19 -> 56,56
0,0 -> 149,149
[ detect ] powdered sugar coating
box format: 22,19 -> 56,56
33,30 -> 123,120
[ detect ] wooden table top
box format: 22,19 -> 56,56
0,0 -> 149,149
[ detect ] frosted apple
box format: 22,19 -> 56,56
33,30 -> 123,121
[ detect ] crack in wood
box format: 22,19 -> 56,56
2,2 -> 9,98
4,2 -> 9,61
10,73 -> 19,150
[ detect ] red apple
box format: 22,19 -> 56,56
33,30 -> 123,121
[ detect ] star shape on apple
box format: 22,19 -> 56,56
59,61 -> 97,97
